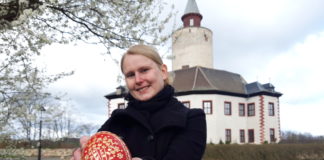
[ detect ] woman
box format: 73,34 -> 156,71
72,44 -> 206,160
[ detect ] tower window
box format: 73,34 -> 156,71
190,18 -> 194,26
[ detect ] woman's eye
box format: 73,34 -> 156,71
140,68 -> 149,73
125,73 -> 134,78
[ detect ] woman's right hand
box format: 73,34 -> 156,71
70,136 -> 90,160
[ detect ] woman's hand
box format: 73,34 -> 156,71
132,158 -> 143,160
70,136 -> 90,160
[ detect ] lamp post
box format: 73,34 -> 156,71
38,106 -> 46,160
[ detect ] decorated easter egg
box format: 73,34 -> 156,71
82,131 -> 132,160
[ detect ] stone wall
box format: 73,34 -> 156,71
1,149 -> 74,160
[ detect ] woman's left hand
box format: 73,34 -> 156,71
70,136 -> 90,160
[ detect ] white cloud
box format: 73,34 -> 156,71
38,43 -> 123,125
255,31 -> 324,135
264,31 -> 324,103
281,99 -> 324,136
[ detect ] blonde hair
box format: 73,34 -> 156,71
121,44 -> 170,84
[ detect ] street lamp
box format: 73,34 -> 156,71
38,106 -> 46,160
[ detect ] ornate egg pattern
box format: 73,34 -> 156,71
82,131 -> 132,160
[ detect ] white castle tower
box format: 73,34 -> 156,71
172,0 -> 213,70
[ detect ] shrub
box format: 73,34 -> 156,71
203,143 -> 324,160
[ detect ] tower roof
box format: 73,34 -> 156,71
181,0 -> 203,27
184,0 -> 200,15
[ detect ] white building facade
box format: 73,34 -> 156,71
176,93 -> 281,144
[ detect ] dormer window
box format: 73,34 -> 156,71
190,18 -> 194,26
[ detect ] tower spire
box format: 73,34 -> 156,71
181,0 -> 203,27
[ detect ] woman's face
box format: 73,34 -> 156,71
122,54 -> 168,101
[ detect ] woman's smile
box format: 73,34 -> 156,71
135,85 -> 150,92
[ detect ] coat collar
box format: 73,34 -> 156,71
150,97 -> 188,132
110,97 -> 188,133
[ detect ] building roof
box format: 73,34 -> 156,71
245,82 -> 276,94
171,66 -> 247,94
184,0 -> 200,15
105,66 -> 282,99
105,85 -> 128,99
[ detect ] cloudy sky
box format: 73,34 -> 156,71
39,0 -> 324,136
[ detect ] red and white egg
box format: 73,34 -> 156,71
82,131 -> 131,160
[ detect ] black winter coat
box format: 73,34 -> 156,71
98,97 -> 206,160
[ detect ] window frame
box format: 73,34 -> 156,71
239,103 -> 245,116
117,103 -> 126,109
189,18 -> 194,26
182,101 -> 190,108
225,129 -> 231,143
248,129 -> 255,143
270,128 -> 276,142
247,103 -> 255,116
203,100 -> 213,115
240,129 -> 245,143
224,101 -> 232,116
268,102 -> 275,116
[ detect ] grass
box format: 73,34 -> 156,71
203,143 -> 324,160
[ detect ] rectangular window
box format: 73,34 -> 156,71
225,129 -> 231,143
203,101 -> 212,114
240,129 -> 245,143
239,103 -> 245,116
248,129 -> 254,143
190,18 -> 194,26
182,101 -> 190,108
270,128 -> 276,142
247,103 -> 255,116
118,103 -> 125,109
224,102 -> 231,115
269,102 -> 275,116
